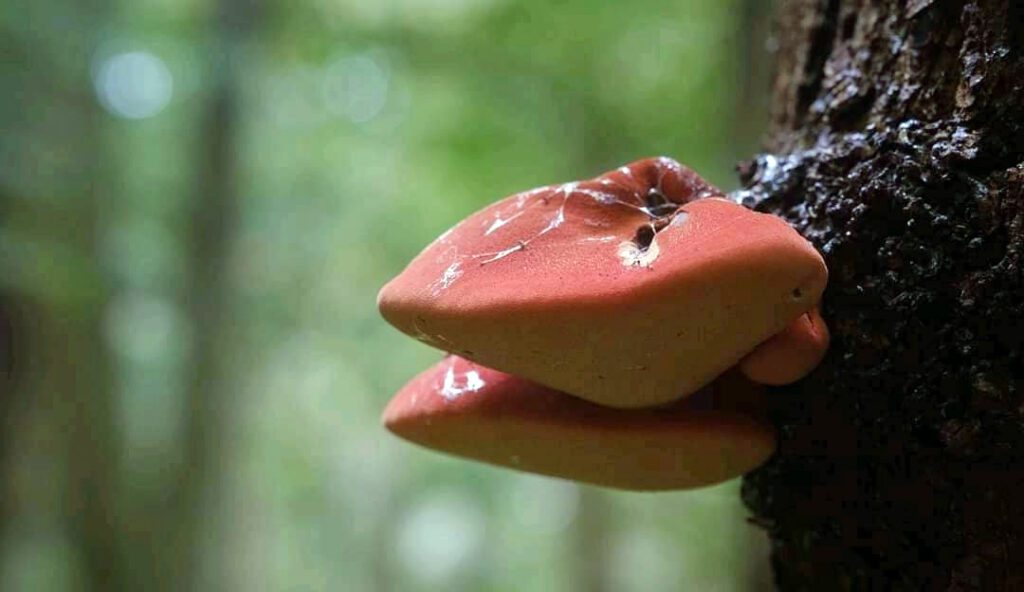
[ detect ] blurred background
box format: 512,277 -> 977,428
0,0 -> 777,590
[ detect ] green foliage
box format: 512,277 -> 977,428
1,0 -> 770,590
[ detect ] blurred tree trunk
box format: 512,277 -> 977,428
64,79 -> 123,592
739,1 -> 1024,589
733,0 -> 777,162
571,487 -> 611,592
0,2 -> 124,588
162,0 -> 262,589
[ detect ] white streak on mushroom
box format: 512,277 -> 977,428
538,204 -> 565,235
465,182 -> 585,267
617,235 -> 660,268
484,210 -> 525,236
436,228 -> 454,243
657,155 -> 682,173
579,235 -> 617,243
430,261 -> 463,294
438,360 -> 486,400
556,182 -> 578,196
576,188 -> 619,204
474,243 -> 526,265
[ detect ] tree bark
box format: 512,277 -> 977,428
739,1 -> 1024,589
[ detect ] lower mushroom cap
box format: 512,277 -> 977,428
383,355 -> 775,491
739,308 -> 830,385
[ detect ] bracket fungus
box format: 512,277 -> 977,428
378,157 -> 828,408
384,355 -> 774,490
739,308 -> 830,386
378,157 -> 829,490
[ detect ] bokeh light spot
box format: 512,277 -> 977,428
94,51 -> 174,119
508,475 -> 580,535
322,53 -> 389,124
396,489 -> 485,584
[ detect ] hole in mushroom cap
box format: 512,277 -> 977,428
618,227 -> 661,267
634,225 -> 656,252
631,206 -> 687,252
644,188 -> 677,217
616,207 -> 687,268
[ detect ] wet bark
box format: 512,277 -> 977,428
738,1 -> 1024,590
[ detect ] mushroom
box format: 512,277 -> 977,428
739,307 -> 830,385
378,157 -> 827,408
383,355 -> 774,490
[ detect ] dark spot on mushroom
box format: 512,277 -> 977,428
644,188 -> 677,217
634,224 -> 656,251
792,287 -> 804,299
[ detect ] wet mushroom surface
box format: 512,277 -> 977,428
379,157 -> 828,408
384,355 -> 775,491
379,157 -> 830,489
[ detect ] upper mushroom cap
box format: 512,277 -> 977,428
383,355 -> 774,491
378,157 -> 827,408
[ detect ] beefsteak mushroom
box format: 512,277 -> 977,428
739,308 -> 830,386
378,157 -> 827,408
379,157 -> 830,490
383,355 -> 774,491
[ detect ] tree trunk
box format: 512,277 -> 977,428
0,2 -> 124,585
165,0 -> 261,588
738,1 -> 1024,589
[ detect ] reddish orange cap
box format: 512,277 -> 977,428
379,157 -> 827,408
383,355 -> 775,491
740,308 -> 830,385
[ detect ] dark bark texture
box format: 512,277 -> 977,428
738,1 -> 1024,590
